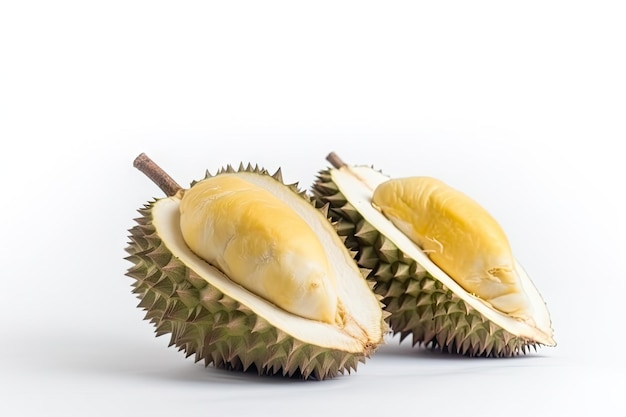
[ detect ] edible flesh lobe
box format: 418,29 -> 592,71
372,176 -> 531,319
179,175 -> 342,324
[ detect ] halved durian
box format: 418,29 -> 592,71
126,154 -> 386,379
312,152 -> 555,357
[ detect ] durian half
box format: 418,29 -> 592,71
312,152 -> 555,357
125,154 -> 386,379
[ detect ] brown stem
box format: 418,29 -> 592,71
326,152 -> 347,169
133,153 -> 183,197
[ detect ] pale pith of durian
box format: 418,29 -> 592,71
126,154 -> 386,379
312,153 -> 555,357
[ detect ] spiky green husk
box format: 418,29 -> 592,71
313,169 -> 540,357
125,165 -> 372,380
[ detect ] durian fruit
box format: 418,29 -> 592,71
125,153 -> 386,380
312,152 -> 555,357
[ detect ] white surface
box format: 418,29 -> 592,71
1,1 -> 624,415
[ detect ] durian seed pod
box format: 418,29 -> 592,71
126,153 -> 386,380
312,152 -> 555,357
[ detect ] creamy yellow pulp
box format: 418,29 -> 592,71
179,175 -> 342,324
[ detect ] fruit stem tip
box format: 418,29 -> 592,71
133,153 -> 182,197
326,152 -> 347,169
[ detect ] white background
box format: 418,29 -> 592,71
1,1 -> 624,415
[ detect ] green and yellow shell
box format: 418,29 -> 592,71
312,156 -> 555,357
126,159 -> 386,379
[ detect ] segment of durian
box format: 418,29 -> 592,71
372,176 -> 531,320
126,159 -> 385,379
179,175 -> 342,325
312,160 -> 555,357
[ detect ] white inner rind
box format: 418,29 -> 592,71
151,172 -> 384,353
332,166 -> 555,346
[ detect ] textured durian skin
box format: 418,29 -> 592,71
125,165 -> 370,380
313,168 -> 540,357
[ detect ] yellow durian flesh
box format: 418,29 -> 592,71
372,176 -> 531,319
179,175 -> 342,325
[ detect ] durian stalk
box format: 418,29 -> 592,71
133,153 -> 182,197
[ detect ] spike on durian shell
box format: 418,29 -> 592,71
312,167 -> 552,358
272,167 -> 283,183
317,202 -> 330,219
